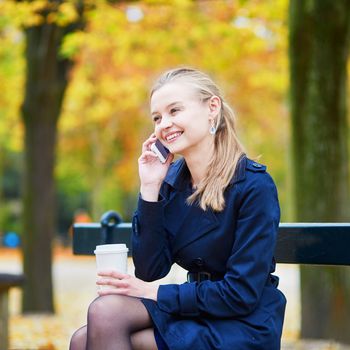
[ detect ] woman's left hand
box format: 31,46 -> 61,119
97,270 -> 158,301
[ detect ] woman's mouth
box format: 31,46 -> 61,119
165,131 -> 183,143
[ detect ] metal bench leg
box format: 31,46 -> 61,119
0,289 -> 9,350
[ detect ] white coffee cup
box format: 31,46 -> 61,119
94,244 -> 129,290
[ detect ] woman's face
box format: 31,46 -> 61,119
150,82 -> 215,158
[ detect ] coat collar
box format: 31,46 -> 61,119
230,154 -> 247,185
162,155 -> 247,256
163,157 -> 191,191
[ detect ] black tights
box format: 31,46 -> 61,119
69,294 -> 157,350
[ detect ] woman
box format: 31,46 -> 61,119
70,67 -> 286,350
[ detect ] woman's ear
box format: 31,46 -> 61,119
208,96 -> 221,118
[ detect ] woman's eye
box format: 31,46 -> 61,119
153,115 -> 161,123
170,108 -> 179,115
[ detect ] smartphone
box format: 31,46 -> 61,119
150,139 -> 170,163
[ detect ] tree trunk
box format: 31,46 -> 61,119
289,0 -> 350,343
20,1 -> 84,311
22,117 -> 58,312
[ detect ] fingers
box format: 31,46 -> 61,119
98,270 -> 128,279
95,273 -> 156,300
96,272 -> 136,297
166,153 -> 174,165
97,278 -> 129,289
138,150 -> 158,164
97,271 -> 128,285
96,271 -> 129,296
97,288 -> 129,297
141,134 -> 157,153
97,270 -> 130,290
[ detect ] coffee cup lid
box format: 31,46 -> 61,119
94,244 -> 129,254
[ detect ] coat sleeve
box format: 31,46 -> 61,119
132,194 -> 173,281
156,172 -> 280,318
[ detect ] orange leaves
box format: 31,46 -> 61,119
1,0 -> 291,219
55,0 -> 291,218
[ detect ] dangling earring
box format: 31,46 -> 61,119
209,121 -> 216,135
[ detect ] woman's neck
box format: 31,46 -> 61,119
184,143 -> 214,188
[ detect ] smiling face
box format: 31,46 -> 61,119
150,82 -> 215,159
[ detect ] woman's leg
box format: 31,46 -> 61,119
69,325 -> 157,350
69,325 -> 87,350
86,294 -> 157,350
131,328 -> 158,350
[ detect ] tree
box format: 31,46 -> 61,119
20,0 -> 85,313
289,0 -> 350,343
58,0 -> 289,219
0,0 -> 289,313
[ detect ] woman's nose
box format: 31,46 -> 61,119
159,115 -> 172,129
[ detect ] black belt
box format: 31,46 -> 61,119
187,271 -> 211,283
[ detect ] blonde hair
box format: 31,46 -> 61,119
151,67 -> 245,211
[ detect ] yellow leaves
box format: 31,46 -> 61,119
55,1 -> 291,217
249,61 -> 288,92
143,0 -> 191,7
59,2 -> 79,22
48,3 -> 79,26
115,159 -> 139,192
0,1 -> 43,27
0,0 -> 291,219
60,30 -> 86,58
0,9 -> 24,153
0,0 -> 80,29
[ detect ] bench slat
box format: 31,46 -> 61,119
73,223 -> 132,256
73,222 -> 350,266
0,274 -> 25,292
276,223 -> 350,265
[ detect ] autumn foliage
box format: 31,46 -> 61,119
0,0 -> 289,226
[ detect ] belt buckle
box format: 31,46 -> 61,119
198,271 -> 211,282
187,271 -> 211,283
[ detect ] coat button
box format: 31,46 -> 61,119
252,162 -> 262,168
193,257 -> 204,267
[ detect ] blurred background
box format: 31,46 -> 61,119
0,0 -> 349,349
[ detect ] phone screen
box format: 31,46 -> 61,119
151,139 -> 170,163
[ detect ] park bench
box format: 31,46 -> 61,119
73,211 -> 350,348
0,273 -> 25,350
73,210 -> 350,266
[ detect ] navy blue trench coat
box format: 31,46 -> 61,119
132,156 -> 286,350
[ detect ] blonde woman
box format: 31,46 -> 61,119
70,68 -> 286,350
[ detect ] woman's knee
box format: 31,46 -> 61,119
69,325 -> 87,350
87,295 -> 129,326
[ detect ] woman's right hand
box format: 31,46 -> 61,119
138,134 -> 173,201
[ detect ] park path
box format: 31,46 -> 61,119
0,247 -> 349,350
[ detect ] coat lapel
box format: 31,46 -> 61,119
163,190 -> 193,239
161,156 -> 246,256
170,204 -> 219,256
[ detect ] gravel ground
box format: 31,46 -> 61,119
1,247 -> 349,350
